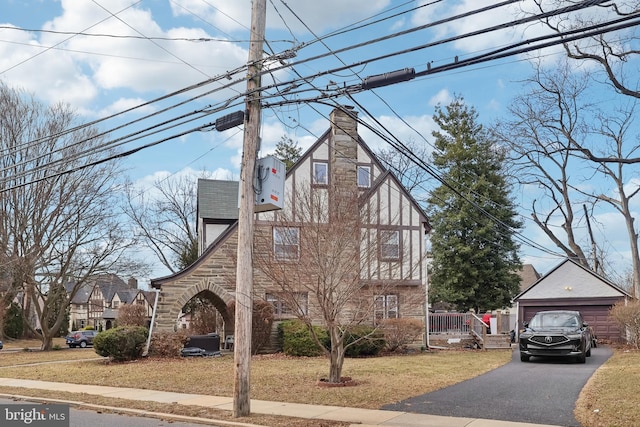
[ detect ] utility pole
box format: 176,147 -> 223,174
233,0 -> 266,418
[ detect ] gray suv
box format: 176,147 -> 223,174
65,330 -> 98,348
519,310 -> 592,363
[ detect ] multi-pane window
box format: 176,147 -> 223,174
380,230 -> 400,260
266,292 -> 308,316
357,165 -> 371,188
313,162 -> 328,185
374,295 -> 398,322
273,227 -> 300,261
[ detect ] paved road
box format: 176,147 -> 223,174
382,347 -> 613,427
0,398 -> 211,427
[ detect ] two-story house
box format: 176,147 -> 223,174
151,106 -> 430,341
67,274 -> 154,331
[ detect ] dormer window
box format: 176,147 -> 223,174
313,162 -> 328,185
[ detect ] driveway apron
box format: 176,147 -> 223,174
382,347 -> 613,427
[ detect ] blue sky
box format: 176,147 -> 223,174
0,0 -> 634,282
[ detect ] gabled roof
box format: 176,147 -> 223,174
360,170 -> 430,232
152,221 -> 239,287
514,258 -> 632,300
517,264 -> 540,293
116,288 -> 139,304
66,281 -> 93,304
197,179 -> 239,221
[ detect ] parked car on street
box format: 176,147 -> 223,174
519,310 -> 592,363
65,330 -> 98,348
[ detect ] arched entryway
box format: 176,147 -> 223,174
154,278 -> 235,339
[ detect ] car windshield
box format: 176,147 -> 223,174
530,313 -> 580,329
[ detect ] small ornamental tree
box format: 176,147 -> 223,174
227,300 -> 274,355
117,304 -> 148,327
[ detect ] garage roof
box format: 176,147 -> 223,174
514,258 -> 632,300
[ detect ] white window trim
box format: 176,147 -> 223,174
273,227 -> 300,261
313,161 -> 328,185
380,230 -> 400,260
374,294 -> 398,322
357,165 -> 371,188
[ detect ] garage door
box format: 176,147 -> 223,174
522,305 -> 621,342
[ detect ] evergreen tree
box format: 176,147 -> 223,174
274,136 -> 302,170
427,97 -> 522,312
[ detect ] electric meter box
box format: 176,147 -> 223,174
254,156 -> 285,212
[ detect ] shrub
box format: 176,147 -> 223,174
93,326 -> 148,361
251,299 -> 275,354
117,304 -> 148,327
227,300 -> 275,354
84,325 -> 95,330
278,320 -> 328,357
380,318 -> 424,352
610,299 -> 640,348
148,330 -> 188,358
3,302 -> 24,339
343,326 -> 385,357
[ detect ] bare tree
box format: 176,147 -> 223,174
495,60 -> 640,295
255,184 -> 421,383
124,173 -> 208,274
533,1 -> 640,101
377,138 -> 432,195
0,83 -> 142,350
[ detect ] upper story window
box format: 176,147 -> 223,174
357,165 -> 371,188
380,230 -> 400,260
273,226 -> 300,261
313,161 -> 328,185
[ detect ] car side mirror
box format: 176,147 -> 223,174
523,322 -> 529,328
583,322 -> 589,328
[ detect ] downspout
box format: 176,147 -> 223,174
143,289 -> 160,357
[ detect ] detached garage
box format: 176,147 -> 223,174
515,258 -> 633,343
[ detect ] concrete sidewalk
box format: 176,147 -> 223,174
0,378 -> 562,427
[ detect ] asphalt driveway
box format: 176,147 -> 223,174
382,346 -> 613,427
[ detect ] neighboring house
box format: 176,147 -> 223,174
151,106 -> 431,339
67,274 -> 154,331
514,258 -> 633,342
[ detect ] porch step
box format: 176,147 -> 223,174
483,334 -> 512,349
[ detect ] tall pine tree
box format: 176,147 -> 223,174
428,97 -> 522,312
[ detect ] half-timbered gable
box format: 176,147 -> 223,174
254,106 -> 429,323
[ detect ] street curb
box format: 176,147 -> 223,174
0,393 -> 268,427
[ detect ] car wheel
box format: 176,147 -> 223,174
79,341 -> 87,348
68,344 -> 75,348
576,353 -> 586,364
520,353 -> 530,362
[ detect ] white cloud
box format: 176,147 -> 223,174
171,0 -> 391,34
428,88 -> 452,107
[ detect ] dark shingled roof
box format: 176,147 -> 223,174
197,179 -> 239,221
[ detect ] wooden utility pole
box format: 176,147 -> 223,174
233,0 -> 266,418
